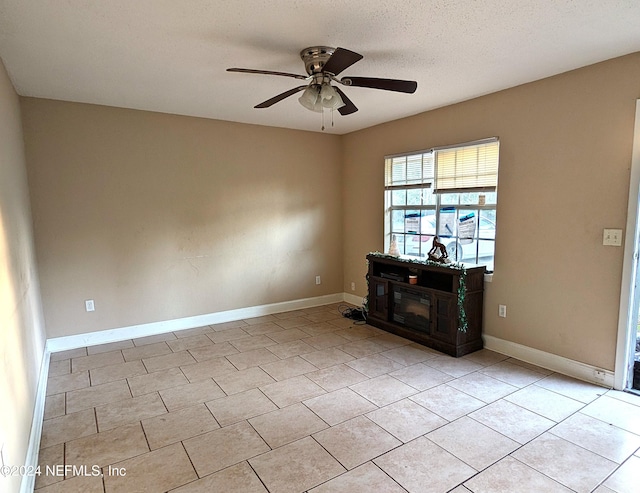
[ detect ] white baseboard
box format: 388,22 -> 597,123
483,334 -> 615,388
46,293 -> 346,353
20,349 -> 50,493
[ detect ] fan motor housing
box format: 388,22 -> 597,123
300,46 -> 336,75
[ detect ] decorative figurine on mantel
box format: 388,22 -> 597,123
428,236 -> 451,263
388,234 -> 400,256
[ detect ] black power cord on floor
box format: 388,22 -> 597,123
338,303 -> 367,324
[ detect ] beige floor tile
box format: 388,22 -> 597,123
580,394 -> 640,435
273,309 -> 307,319
326,317 -> 359,329
260,375 -> 326,408
306,364 -> 369,392
375,436 -> 476,493
89,360 -> 147,386
213,366 -> 275,395
188,342 -> 238,362
170,461 -> 268,493
304,388 -> 377,426
48,359 -> 70,377
427,416 -> 519,470
504,384 -> 585,422
549,412 -> 640,463
461,349 -> 510,367
303,333 -> 351,350
409,384 -> 486,421
230,334 -> 278,352
267,328 -> 310,344
274,315 -> 314,329
605,389 -> 640,406
142,350 -> 197,373
50,348 -> 87,362
300,322 -> 342,336
381,345 -> 436,366
142,403 -> 220,449
464,456 -> 572,493
132,332 -> 177,346
479,360 -> 547,387
243,314 -> 278,325
334,325 -> 379,341
243,321 -> 285,336
422,355 -> 483,377
534,373 -> 606,403
46,370 -> 89,396
313,416 -> 402,470
183,421 -> 270,477
65,423 -> 149,470
260,355 -> 318,381
43,393 -> 65,420
122,341 -> 172,362
346,354 -> 406,378
308,461 -> 407,493
40,408 -> 97,449
86,340 -> 134,355
210,319 -> 248,331
206,327 -> 251,343
127,367 -> 189,396
71,350 -> 125,373
249,436 -> 346,493
66,380 -> 131,414
305,311 -> 341,323
603,455 -> 640,492
172,325 -> 214,339
227,347 -> 280,370
468,399 -> 556,444
159,378 -> 225,411
177,357 -> 236,382
390,362 -> 453,391
249,403 -> 328,448
350,374 -> 417,407
166,334 -> 213,352
301,347 -> 355,369
103,442 -> 197,493
512,433 -> 618,492
35,444 -> 64,489
95,392 -> 167,432
368,333 -> 412,350
446,372 -> 519,403
266,339 -> 315,359
367,398 -> 447,442
339,339 -> 386,358
206,388 -> 278,426
505,358 -> 555,375
34,474 -> 104,493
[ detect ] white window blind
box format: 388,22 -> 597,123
385,152 -> 434,189
434,139 -> 499,193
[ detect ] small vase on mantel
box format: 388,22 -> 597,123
388,234 -> 400,256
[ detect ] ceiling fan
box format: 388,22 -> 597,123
227,46 -> 417,116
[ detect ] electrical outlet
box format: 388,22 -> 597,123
498,305 -> 507,317
315,276 -> 321,285
85,299 -> 95,312
351,282 -> 356,291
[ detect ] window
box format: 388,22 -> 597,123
384,138 -> 499,271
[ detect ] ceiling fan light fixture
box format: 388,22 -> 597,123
319,83 -> 344,109
298,85 -> 323,112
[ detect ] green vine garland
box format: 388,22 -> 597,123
367,252 -> 468,333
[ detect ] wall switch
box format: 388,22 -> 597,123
85,299 -> 95,312
315,276 -> 321,285
498,305 -> 507,317
351,282 -> 356,291
603,228 -> 623,246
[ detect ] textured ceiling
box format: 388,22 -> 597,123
1,1 -> 640,134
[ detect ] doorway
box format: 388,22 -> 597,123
616,100 -> 640,392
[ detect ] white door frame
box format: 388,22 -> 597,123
615,100 -> 640,390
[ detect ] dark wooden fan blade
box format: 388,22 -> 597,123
343,77 -> 417,93
254,85 -> 308,108
321,47 -> 363,76
227,68 -> 308,80
334,87 -> 358,115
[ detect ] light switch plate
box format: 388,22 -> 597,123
603,228 -> 623,246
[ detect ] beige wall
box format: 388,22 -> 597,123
343,52 -> 640,371
21,99 -> 343,338
0,58 -> 46,493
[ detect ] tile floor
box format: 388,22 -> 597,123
35,303 -> 640,493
